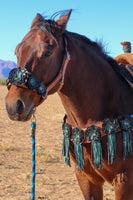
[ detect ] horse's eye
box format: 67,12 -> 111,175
41,51 -> 51,58
41,44 -> 54,58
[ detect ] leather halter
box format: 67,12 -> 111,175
45,37 -> 70,98
7,37 -> 70,100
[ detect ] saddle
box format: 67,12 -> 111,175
114,53 -> 133,90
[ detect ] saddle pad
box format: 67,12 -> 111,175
118,64 -> 133,89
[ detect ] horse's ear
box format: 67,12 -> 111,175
56,9 -> 72,32
31,14 -> 44,29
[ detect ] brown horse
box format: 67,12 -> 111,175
6,10 -> 133,200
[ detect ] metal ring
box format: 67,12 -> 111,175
31,108 -> 36,123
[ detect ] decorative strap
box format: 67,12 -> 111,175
62,122 -> 71,166
71,128 -> 85,171
102,118 -> 119,164
86,125 -> 103,169
118,116 -> 133,160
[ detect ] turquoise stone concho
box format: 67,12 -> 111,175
36,83 -> 46,96
8,67 -> 29,86
118,116 -> 132,131
26,74 -> 40,90
72,128 -> 84,144
102,118 -> 119,134
85,125 -> 101,142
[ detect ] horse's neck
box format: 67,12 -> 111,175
58,35 -> 133,128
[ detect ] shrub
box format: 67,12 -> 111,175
0,79 -> 7,85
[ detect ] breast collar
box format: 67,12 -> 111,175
63,114 -> 133,144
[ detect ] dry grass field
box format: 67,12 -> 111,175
0,86 -> 114,200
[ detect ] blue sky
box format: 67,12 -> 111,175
1,0 -> 133,63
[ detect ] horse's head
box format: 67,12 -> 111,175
6,10 -> 72,121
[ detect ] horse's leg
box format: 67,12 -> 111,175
75,167 -> 104,200
113,171 -> 133,200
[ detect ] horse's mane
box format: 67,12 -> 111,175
65,31 -> 107,58
36,12 -> 124,80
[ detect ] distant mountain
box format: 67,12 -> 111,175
0,60 -> 16,79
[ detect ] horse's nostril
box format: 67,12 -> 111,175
16,100 -> 24,114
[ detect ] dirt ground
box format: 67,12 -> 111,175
0,86 -> 115,200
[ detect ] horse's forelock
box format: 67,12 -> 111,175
36,10 -> 71,42
37,20 -> 56,37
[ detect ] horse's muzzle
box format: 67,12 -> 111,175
6,99 -> 33,121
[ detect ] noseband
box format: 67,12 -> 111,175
7,38 -> 70,99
